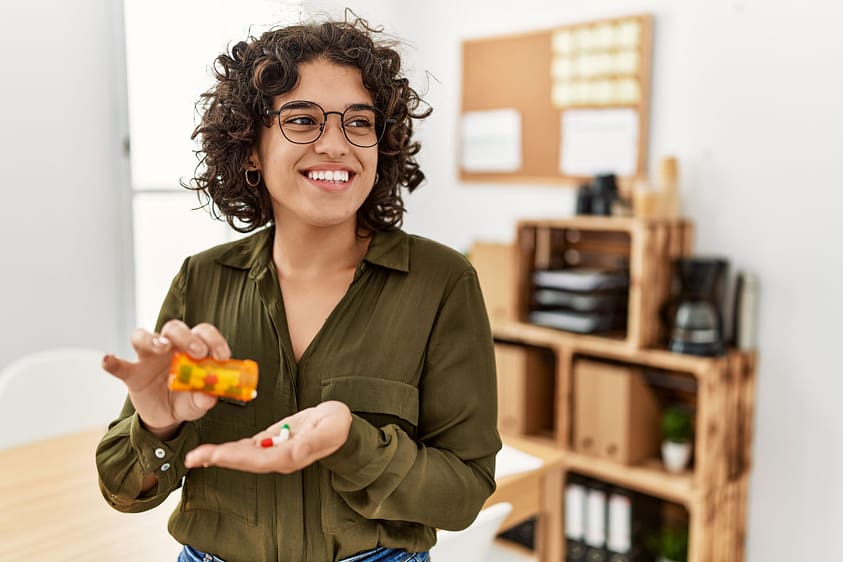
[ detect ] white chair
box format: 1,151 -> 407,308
430,501 -> 514,562
0,348 -> 127,450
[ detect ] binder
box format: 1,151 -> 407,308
584,480 -> 609,562
606,486 -> 661,562
565,474 -> 588,561
607,487 -> 632,556
569,477 -> 660,562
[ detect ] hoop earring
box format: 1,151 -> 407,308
245,169 -> 261,187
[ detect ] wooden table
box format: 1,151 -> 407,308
0,429 -> 564,562
485,435 -> 565,562
0,428 -> 181,562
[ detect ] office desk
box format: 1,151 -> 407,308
485,435 -> 565,562
0,428 -> 181,561
0,429 -> 564,562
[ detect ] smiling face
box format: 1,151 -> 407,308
249,59 -> 378,231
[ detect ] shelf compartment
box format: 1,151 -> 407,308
564,451 -> 695,506
514,216 -> 693,349
494,342 -> 557,439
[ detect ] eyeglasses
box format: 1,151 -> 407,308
266,100 -> 393,148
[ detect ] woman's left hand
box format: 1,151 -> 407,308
184,400 -> 352,473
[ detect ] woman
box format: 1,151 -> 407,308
96,15 -> 500,562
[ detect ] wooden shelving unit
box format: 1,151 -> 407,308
476,217 -> 756,562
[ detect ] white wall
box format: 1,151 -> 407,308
2,0 -> 840,559
0,0 -> 133,367
344,0 -> 843,559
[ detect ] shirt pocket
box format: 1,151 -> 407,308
319,376 -> 420,534
321,375 -> 419,433
181,406 -> 259,526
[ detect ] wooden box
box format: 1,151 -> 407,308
572,359 -> 660,465
470,241 -> 516,324
494,343 -> 556,437
514,217 -> 693,349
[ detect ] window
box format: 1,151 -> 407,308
124,0 -> 304,330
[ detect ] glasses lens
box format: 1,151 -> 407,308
278,101 -> 324,144
276,101 -> 388,147
342,105 -> 385,147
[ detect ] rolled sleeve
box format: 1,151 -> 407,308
97,411 -> 198,512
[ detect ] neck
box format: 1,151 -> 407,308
272,220 -> 370,281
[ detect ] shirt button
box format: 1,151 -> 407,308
154,448 -> 166,459
161,463 -> 171,472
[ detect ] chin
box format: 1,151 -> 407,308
306,211 -> 358,229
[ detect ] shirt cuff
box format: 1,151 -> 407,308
128,413 -> 197,493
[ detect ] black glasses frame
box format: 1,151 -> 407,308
266,100 -> 395,148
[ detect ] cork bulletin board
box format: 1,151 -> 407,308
459,14 -> 652,186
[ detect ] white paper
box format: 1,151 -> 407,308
495,443 -> 544,480
460,109 -> 522,172
560,108 -> 639,176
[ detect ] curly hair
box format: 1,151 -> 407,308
186,14 -> 431,233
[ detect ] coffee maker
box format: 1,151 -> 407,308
667,257 -> 729,356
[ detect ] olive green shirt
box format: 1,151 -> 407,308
96,227 -> 500,562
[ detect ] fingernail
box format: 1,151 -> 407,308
153,336 -> 170,349
189,342 -> 204,357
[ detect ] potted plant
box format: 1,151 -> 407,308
657,524 -> 689,562
660,405 -> 693,473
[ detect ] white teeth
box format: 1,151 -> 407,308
307,170 -> 349,182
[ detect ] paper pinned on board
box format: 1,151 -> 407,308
460,108 -> 522,172
560,108 -> 639,176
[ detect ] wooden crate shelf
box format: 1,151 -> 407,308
491,329 -> 755,562
495,324 -> 753,492
477,215 -> 756,562
514,216 -> 693,349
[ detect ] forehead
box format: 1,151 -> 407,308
278,59 -> 373,108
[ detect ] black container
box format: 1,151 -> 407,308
576,183 -> 593,215
667,257 -> 729,356
590,174 -> 619,216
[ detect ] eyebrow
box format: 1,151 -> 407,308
279,100 -> 377,111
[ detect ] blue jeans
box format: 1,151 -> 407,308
339,547 -> 430,562
178,545 -> 430,562
178,545 -> 225,562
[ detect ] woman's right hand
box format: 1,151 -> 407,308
102,320 -> 230,440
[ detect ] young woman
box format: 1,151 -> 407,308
96,15 -> 500,562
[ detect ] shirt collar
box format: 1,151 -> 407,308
362,229 -> 410,273
213,226 -> 410,274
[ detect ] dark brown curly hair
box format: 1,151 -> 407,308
186,14 -> 431,233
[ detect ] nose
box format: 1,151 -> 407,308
313,112 -> 349,156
